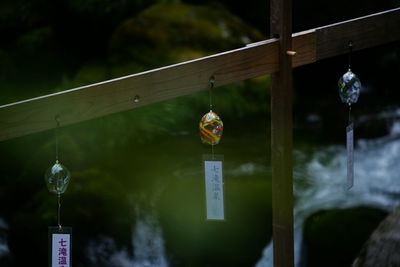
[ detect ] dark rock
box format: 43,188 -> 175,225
352,207 -> 400,267
303,206 -> 387,267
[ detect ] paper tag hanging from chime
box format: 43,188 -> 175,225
203,154 -> 224,220
49,227 -> 72,267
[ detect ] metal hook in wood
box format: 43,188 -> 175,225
55,115 -> 61,127
209,75 -> 215,89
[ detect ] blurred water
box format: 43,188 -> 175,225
0,218 -> 9,258
84,116 -> 400,267
129,212 -> 168,267
2,116 -> 399,266
87,207 -> 168,267
256,119 -> 400,267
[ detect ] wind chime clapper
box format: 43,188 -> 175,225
44,115 -> 71,231
337,41 -> 361,190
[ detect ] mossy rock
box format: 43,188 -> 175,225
108,2 -> 264,72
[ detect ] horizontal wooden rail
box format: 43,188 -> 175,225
316,8 -> 400,60
0,7 -> 399,141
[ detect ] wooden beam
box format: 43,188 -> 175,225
0,7 -> 399,141
0,34 -> 315,141
316,7 -> 400,60
0,40 -> 278,141
270,0 -> 294,266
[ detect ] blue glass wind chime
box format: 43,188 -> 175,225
338,42 -> 361,189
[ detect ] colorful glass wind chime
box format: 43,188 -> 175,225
44,116 -> 72,267
338,42 -> 361,189
199,76 -> 225,221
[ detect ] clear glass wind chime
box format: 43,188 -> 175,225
199,76 -> 225,221
338,42 -> 361,189
44,116 -> 72,267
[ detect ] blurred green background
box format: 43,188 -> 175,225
0,0 -> 400,266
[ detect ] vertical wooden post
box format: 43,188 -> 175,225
270,0 -> 294,266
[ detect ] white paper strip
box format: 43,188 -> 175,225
204,160 -> 224,220
346,123 -> 354,189
52,233 -> 71,267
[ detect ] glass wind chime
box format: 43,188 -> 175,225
44,116 -> 72,267
199,76 -> 225,221
338,42 -> 361,189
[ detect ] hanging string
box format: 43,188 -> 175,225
55,115 -> 60,163
347,42 -> 353,124
45,115 -> 70,230
209,76 -> 215,159
55,115 -> 62,231
346,42 -> 355,190
209,76 -> 215,112
348,104 -> 352,125
347,102 -> 354,190
348,41 -> 353,71
58,193 -> 62,231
